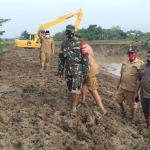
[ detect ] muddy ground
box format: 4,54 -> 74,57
0,47 -> 150,150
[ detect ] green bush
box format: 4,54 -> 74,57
120,43 -> 130,49
0,39 -> 7,53
147,43 -> 150,49
0,17 -> 11,53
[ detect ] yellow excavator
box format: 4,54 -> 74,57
15,8 -> 83,49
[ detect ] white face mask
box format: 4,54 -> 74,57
46,35 -> 50,38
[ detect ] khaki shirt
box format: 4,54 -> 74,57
86,44 -> 99,77
38,30 -> 55,54
120,58 -> 144,91
137,63 -> 150,98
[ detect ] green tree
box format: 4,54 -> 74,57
77,25 -> 104,40
20,30 -> 29,39
53,31 -> 66,41
109,26 -> 126,39
0,17 -> 11,53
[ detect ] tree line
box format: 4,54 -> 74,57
0,17 -> 10,53
19,25 -> 150,42
53,25 -> 150,41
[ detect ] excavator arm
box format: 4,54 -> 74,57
34,8 -> 83,42
15,8 -> 83,48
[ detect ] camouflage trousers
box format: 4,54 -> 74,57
66,74 -> 84,94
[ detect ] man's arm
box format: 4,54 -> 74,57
117,74 -> 122,90
51,39 -> 55,55
117,63 -> 124,89
38,29 -> 44,40
81,42 -> 90,74
134,69 -> 142,99
134,80 -> 141,98
57,51 -> 65,76
82,53 -> 90,76
57,42 -> 66,76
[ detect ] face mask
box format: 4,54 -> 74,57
128,53 -> 136,61
147,60 -> 150,64
45,35 -> 50,38
66,31 -> 74,39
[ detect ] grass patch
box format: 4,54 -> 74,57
0,41 -> 5,54
0,49 -> 3,53
0,40 -> 15,54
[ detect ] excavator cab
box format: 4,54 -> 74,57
28,34 -> 35,41
26,34 -> 37,46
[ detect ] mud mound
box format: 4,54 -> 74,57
89,44 -> 149,60
0,47 -> 150,150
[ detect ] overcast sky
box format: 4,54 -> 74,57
1,0 -> 150,38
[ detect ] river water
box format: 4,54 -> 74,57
98,56 -> 127,77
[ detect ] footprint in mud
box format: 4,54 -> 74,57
82,115 -> 95,127
60,111 -> 69,116
21,85 -> 41,98
22,85 -> 38,93
43,98 -> 57,106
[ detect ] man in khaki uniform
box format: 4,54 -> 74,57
81,44 -> 107,116
116,47 -> 144,122
38,28 -> 55,71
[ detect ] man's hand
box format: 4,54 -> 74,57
117,84 -> 120,90
57,73 -> 63,78
134,92 -> 138,100
83,72 -> 89,79
58,75 -> 63,78
39,26 -> 44,30
56,72 -> 63,78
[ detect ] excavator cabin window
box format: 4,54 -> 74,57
31,34 -> 35,41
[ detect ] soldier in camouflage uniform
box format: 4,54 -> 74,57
57,24 -> 90,112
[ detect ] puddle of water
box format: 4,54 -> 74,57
98,56 -> 127,76
99,62 -> 122,76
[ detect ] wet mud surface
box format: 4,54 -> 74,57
0,47 -> 150,150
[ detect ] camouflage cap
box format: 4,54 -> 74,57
66,24 -> 75,32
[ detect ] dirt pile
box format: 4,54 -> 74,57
0,47 -> 150,150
